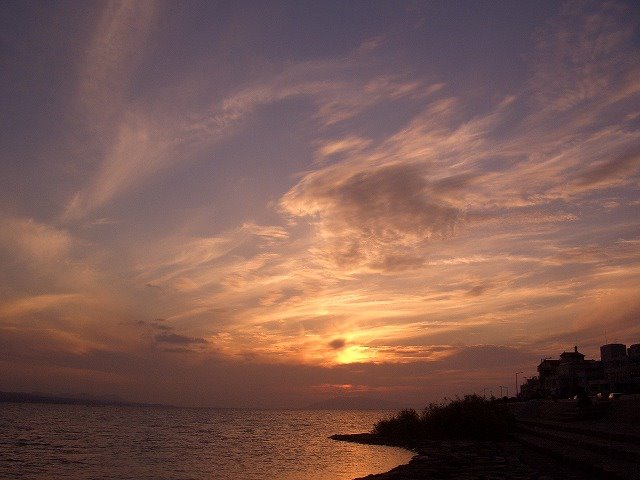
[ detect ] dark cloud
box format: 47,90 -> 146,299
0,327 -> 143,375
467,285 -> 488,297
155,332 -> 208,345
134,319 -> 173,331
442,345 -> 536,370
282,162 -> 463,270
153,324 -> 173,331
328,338 -> 346,350
369,254 -> 426,272
163,347 -> 197,354
330,163 -> 462,240
432,173 -> 478,194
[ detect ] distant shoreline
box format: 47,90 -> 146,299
0,391 -> 168,408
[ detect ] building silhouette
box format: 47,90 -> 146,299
520,342 -> 640,399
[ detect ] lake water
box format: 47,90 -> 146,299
0,403 -> 412,479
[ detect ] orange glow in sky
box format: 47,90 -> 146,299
1,0 -> 639,408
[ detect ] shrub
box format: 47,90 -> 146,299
372,394 -> 514,441
372,409 -> 422,440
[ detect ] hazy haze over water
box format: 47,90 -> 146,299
0,403 -> 411,479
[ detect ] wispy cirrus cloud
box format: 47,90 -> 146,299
3,0 -> 639,407
0,216 -> 72,263
63,12 -> 436,222
77,0 -> 160,128
0,294 -> 84,319
530,0 -> 640,113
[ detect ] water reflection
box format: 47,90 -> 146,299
0,404 -> 412,480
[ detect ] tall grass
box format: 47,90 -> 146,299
372,395 -> 514,441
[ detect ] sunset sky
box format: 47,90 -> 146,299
1,0 -> 639,408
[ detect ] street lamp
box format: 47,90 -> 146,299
499,385 -> 503,397
516,371 -> 524,399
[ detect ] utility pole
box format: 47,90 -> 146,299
499,385 -> 503,397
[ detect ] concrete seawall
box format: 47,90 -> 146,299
509,397 -> 640,480
509,396 -> 640,423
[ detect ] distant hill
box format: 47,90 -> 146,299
0,391 -> 166,407
306,395 -> 404,410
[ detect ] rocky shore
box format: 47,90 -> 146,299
332,435 -> 597,480
332,398 -> 640,479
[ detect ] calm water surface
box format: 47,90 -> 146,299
0,403 -> 412,479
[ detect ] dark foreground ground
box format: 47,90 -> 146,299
333,397 -> 640,480
351,438 -> 594,480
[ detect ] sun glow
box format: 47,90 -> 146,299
335,345 -> 376,364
